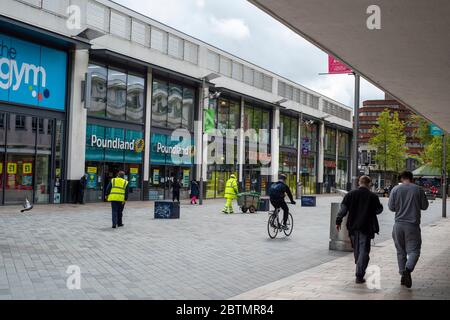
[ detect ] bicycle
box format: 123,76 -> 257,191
267,206 -> 293,239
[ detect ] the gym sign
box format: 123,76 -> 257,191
90,135 -> 144,153
0,33 -> 67,111
156,142 -> 191,156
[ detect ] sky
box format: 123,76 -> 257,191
114,0 -> 384,108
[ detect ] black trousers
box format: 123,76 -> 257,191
350,231 -> 371,278
270,199 -> 289,224
173,191 -> 180,202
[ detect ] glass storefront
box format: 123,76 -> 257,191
323,127 -> 337,193
337,131 -> 351,190
205,96 -> 240,198
0,113 -> 64,205
243,104 -> 271,195
84,124 -> 144,202
300,122 -> 318,194
279,150 -> 297,192
148,132 -> 194,200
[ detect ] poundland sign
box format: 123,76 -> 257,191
90,135 -> 144,153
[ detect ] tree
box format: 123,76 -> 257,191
369,110 -> 407,184
413,116 -> 450,173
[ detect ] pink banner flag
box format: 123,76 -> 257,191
328,56 -> 352,74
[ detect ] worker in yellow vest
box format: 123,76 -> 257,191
223,174 -> 239,214
106,171 -> 129,228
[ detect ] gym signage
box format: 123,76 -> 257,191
0,33 -> 67,111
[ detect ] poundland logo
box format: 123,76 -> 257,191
91,135 -> 144,152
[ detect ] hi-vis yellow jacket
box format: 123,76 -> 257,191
107,177 -> 128,202
224,176 -> 239,199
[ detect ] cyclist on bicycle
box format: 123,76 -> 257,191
269,174 -> 296,230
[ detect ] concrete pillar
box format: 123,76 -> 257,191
65,49 -> 89,203
317,121 -> 325,193
238,97 -> 245,186
271,107 -> 280,183
195,83 -> 208,203
143,70 -> 153,199
296,113 -> 302,198
335,127 -> 339,190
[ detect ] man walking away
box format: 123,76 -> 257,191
172,178 -> 181,202
389,171 -> 429,288
223,174 -> 239,214
336,176 -> 383,284
269,174 -> 296,230
106,171 -> 129,229
77,174 -> 87,204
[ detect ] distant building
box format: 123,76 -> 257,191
358,96 -> 423,187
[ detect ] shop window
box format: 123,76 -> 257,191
182,88 -> 194,130
152,79 -> 195,131
88,64 -> 107,117
126,74 -> 145,123
107,68 -> 127,120
167,84 -> 183,129
151,80 -> 168,127
15,115 -> 26,130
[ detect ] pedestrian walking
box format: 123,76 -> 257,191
388,171 -> 429,288
190,179 -> 199,204
106,171 -> 129,229
223,174 -> 238,214
76,174 -> 87,204
172,178 -> 181,202
336,175 -> 383,284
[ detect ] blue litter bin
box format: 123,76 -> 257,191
154,201 -> 180,219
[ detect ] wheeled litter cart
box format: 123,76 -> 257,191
237,192 -> 261,213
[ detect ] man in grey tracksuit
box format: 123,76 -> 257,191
388,171 -> 429,288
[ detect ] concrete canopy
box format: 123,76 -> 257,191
248,0 -> 450,133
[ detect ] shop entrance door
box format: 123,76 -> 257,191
103,163 -> 124,201
164,166 -> 180,200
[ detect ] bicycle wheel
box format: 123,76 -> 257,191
283,213 -> 294,236
267,214 -> 278,239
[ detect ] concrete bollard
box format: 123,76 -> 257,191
329,202 -> 353,252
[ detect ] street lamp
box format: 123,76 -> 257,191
198,73 -> 221,205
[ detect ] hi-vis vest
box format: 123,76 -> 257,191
107,177 -> 128,202
224,178 -> 238,199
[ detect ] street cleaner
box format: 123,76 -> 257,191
223,174 -> 239,214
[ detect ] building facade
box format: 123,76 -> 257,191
0,0 -> 353,205
358,98 -> 423,187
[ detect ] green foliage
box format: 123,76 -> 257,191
369,110 -> 407,173
412,115 -> 450,173
421,135 -> 450,172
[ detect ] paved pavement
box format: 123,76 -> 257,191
233,217 -> 450,300
0,195 -> 446,300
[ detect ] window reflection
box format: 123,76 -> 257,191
152,80 -> 168,127
182,88 -> 194,129
168,84 -> 183,129
126,74 -> 145,123
107,68 -> 127,120
152,79 -> 195,131
88,64 -> 107,117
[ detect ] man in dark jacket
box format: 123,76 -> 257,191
336,175 -> 383,284
269,174 -> 296,230
172,178 -> 181,202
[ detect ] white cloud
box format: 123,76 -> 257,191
114,0 -> 384,106
210,17 -> 250,41
196,0 -> 205,8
